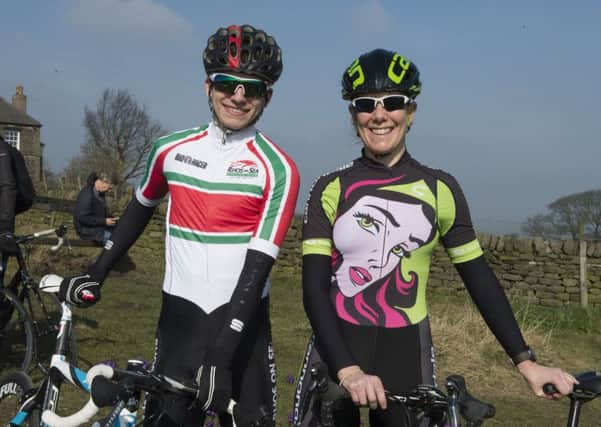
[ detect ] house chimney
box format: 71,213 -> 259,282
12,85 -> 27,114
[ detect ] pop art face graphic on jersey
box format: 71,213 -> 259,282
333,195 -> 432,297
331,177 -> 436,327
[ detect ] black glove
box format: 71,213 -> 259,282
194,348 -> 232,413
233,404 -> 274,427
0,232 -> 19,256
58,273 -> 102,308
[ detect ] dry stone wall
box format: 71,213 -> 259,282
17,210 -> 600,307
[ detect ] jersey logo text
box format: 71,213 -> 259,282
175,153 -> 208,169
227,160 -> 259,178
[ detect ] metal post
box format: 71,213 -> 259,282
579,224 -> 588,308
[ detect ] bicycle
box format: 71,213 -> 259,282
543,371 -> 601,427
0,274 -> 274,427
40,361 -> 275,427
299,362 -> 495,427
0,224 -> 77,373
0,274 -> 83,426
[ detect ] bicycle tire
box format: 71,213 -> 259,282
0,289 -> 35,374
0,371 -> 40,427
25,287 -> 78,367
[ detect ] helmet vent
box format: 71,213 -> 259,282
203,24 -> 283,83
240,49 -> 251,65
229,43 -> 238,59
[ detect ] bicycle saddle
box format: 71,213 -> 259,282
572,371 -> 601,401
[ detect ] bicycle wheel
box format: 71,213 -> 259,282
0,289 -> 35,374
25,287 -> 78,367
0,371 -> 39,427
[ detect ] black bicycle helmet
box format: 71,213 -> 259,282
203,24 -> 283,84
341,49 -> 421,100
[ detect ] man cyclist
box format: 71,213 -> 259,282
59,24 -> 299,426
292,49 -> 576,427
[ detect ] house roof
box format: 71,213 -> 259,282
0,96 -> 41,127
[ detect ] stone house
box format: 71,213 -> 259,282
0,85 -> 43,181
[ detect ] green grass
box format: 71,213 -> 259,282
2,253 -> 601,426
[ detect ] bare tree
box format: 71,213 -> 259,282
521,213 -> 556,237
522,190 -> 601,239
82,89 -> 167,197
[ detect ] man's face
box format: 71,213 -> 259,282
205,73 -> 271,130
95,179 -> 113,193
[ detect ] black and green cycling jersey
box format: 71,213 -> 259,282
303,150 -> 483,327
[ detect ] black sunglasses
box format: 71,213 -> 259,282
211,74 -> 268,99
351,94 -> 411,113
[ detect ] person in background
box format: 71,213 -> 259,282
0,134 -> 19,284
73,171 -> 118,246
293,48 -> 576,427
59,24 -> 299,426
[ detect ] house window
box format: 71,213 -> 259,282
4,129 -> 20,150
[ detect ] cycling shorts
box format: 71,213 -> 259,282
293,317 -> 436,427
144,291 -> 277,426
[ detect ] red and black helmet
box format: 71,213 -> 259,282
203,25 -> 283,84
341,49 -> 421,100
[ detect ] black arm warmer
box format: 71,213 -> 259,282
454,255 -> 528,358
87,198 -> 156,282
214,249 -> 274,365
302,254 -> 356,374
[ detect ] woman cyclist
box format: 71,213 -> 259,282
292,49 -> 576,427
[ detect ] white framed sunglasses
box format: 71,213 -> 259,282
351,94 -> 411,113
209,73 -> 269,98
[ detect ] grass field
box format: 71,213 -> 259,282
2,249 -> 601,426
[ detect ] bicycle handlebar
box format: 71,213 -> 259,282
15,224 -> 68,252
41,363 -> 114,427
41,362 -> 273,427
41,363 -> 220,427
306,362 -> 495,425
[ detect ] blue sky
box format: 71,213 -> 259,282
2,0 -> 600,233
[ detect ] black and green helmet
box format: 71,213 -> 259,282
341,49 -> 421,100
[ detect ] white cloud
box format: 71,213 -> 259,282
350,0 -> 393,33
67,0 -> 192,38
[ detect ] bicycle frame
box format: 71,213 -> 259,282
7,295 -> 88,426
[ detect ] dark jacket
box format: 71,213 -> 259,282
0,137 -> 17,234
73,172 -> 110,243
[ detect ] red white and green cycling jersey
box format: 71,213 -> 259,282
136,122 -> 299,313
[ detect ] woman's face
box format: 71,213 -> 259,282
333,195 -> 432,297
351,92 -> 415,160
